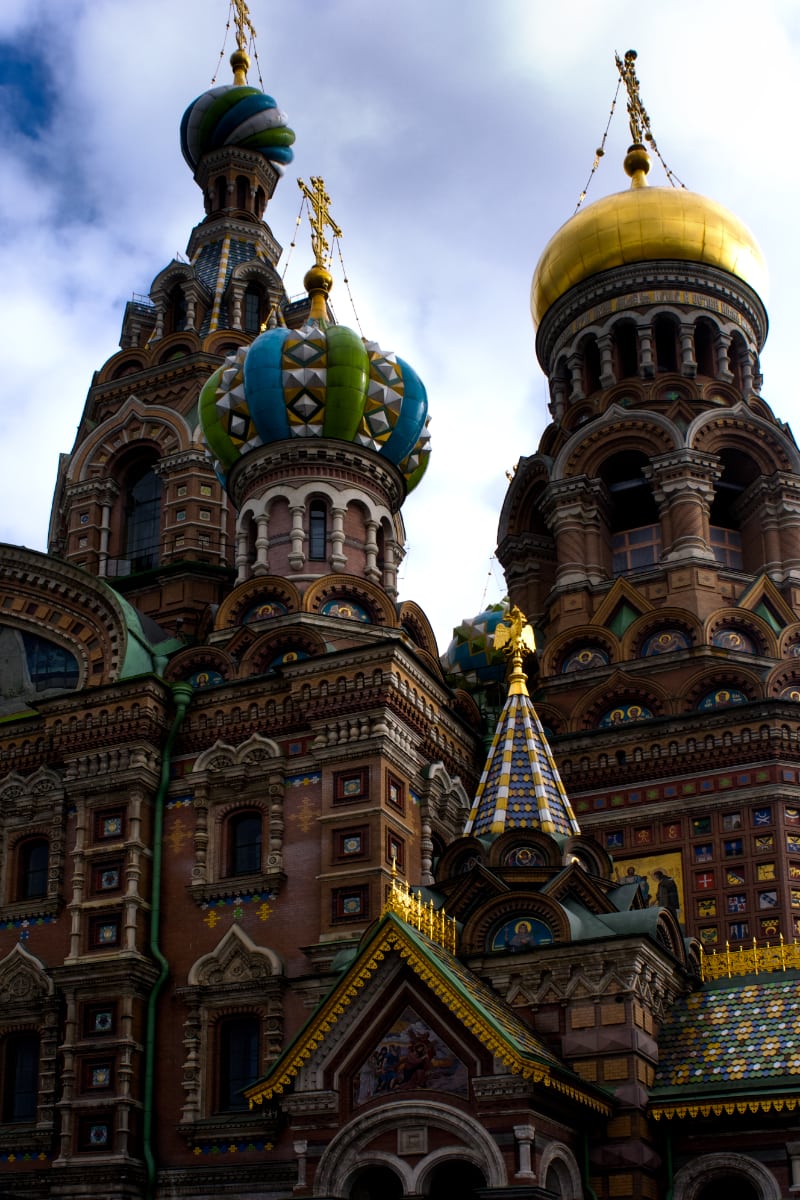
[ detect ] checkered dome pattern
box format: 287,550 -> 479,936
200,323 -> 430,491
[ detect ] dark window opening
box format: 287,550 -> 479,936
2,1033 -> 39,1123
228,811 -> 262,877
125,465 -> 162,571
696,1177 -> 758,1200
218,1016 -> 259,1112
244,286 -> 262,333
349,1165 -> 404,1200
236,175 -> 249,212
168,284 -> 187,333
613,321 -> 639,379
582,335 -> 601,394
215,177 -> 227,211
18,838 -> 48,900
426,1161 -> 487,1200
601,450 -> 660,575
695,319 -> 716,377
654,315 -> 679,373
309,501 -> 327,560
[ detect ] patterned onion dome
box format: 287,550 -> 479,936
180,84 -> 295,172
441,602 -> 509,685
199,321 -> 431,492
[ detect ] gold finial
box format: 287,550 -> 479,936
230,0 -> 256,84
493,606 -> 536,697
298,176 -> 343,320
615,49 -> 655,188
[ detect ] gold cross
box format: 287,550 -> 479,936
615,49 -> 652,147
297,176 -> 343,268
232,0 -> 256,51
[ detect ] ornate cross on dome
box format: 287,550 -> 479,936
232,0 -> 257,52
298,176 -> 343,268
615,49 -> 653,147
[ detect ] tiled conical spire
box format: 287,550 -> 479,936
464,607 -> 580,838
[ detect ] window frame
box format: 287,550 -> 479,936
2,1031 -> 39,1124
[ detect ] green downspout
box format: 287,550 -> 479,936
582,1130 -> 599,1200
143,682 -> 193,1200
665,1130 -> 674,1200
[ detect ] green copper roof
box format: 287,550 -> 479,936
245,910 -> 610,1114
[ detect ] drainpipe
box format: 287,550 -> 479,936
664,1130 -> 674,1200
582,1130 -> 599,1200
143,682 -> 193,1200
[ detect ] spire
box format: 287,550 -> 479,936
464,608 -> 580,839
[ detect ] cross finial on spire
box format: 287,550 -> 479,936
615,49 -> 652,147
297,176 -> 343,268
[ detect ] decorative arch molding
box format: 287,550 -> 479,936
621,608 -> 702,660
0,545 -> 129,687
187,923 -> 283,987
214,576 -> 301,630
202,329 -> 249,357
0,943 -> 58,1155
497,452 -> 554,542
304,573 -> 398,628
163,646 -> 235,686
192,733 -> 283,775
96,346 -> 150,384
539,626 -> 619,678
573,669 -> 671,731
237,627 -> 328,677
155,330 -> 203,362
554,404 -> 680,481
680,665 -> 764,712
0,942 -> 53,1007
538,1139 -> 583,1200
67,395 -> 189,482
150,260 -> 196,296
435,834 -> 485,882
704,608 -> 777,658
397,600 -> 439,660
689,403 -> 800,473
671,1151 -> 780,1200
313,1099 -> 507,1197
561,835 -> 613,878
460,891 -> 572,954
487,829 -> 563,872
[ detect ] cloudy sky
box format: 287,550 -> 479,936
2,0 -> 800,650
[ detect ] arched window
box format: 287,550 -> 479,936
217,1015 -> 259,1111
168,284 -> 187,333
309,501 -> 327,560
236,175 -> 249,212
227,811 -> 262,877
695,318 -> 717,377
215,176 -> 227,212
710,448 -> 759,569
599,450 -> 660,575
349,1165 -> 404,1200
2,1032 -> 39,1123
125,464 -> 162,571
18,837 -> 48,900
244,285 -> 262,333
426,1161 -> 486,1200
254,187 -> 265,218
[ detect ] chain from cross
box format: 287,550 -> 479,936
297,176 -> 343,268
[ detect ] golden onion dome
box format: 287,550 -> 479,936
531,147 -> 768,328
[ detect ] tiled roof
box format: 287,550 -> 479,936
651,972 -> 800,1118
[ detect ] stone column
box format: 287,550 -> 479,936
331,506 -> 347,572
365,519 -> 380,582
645,450 -> 721,562
513,1124 -> 536,1181
567,352 -> 585,402
715,331 -> 734,383
637,326 -> 655,377
679,322 -> 697,376
598,332 -> 617,388
289,504 -> 305,570
541,477 -> 608,586
235,523 -> 249,583
254,513 -> 270,576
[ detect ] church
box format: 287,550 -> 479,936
2,9 -> 800,1200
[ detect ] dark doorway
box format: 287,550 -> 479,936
349,1165 -> 403,1200
427,1159 -> 486,1199
696,1177 -> 758,1200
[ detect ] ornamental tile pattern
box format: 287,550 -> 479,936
653,974 -> 800,1096
467,690 -> 579,838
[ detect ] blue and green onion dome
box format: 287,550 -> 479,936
441,602 -> 509,686
199,315 -> 431,492
180,84 -> 295,172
